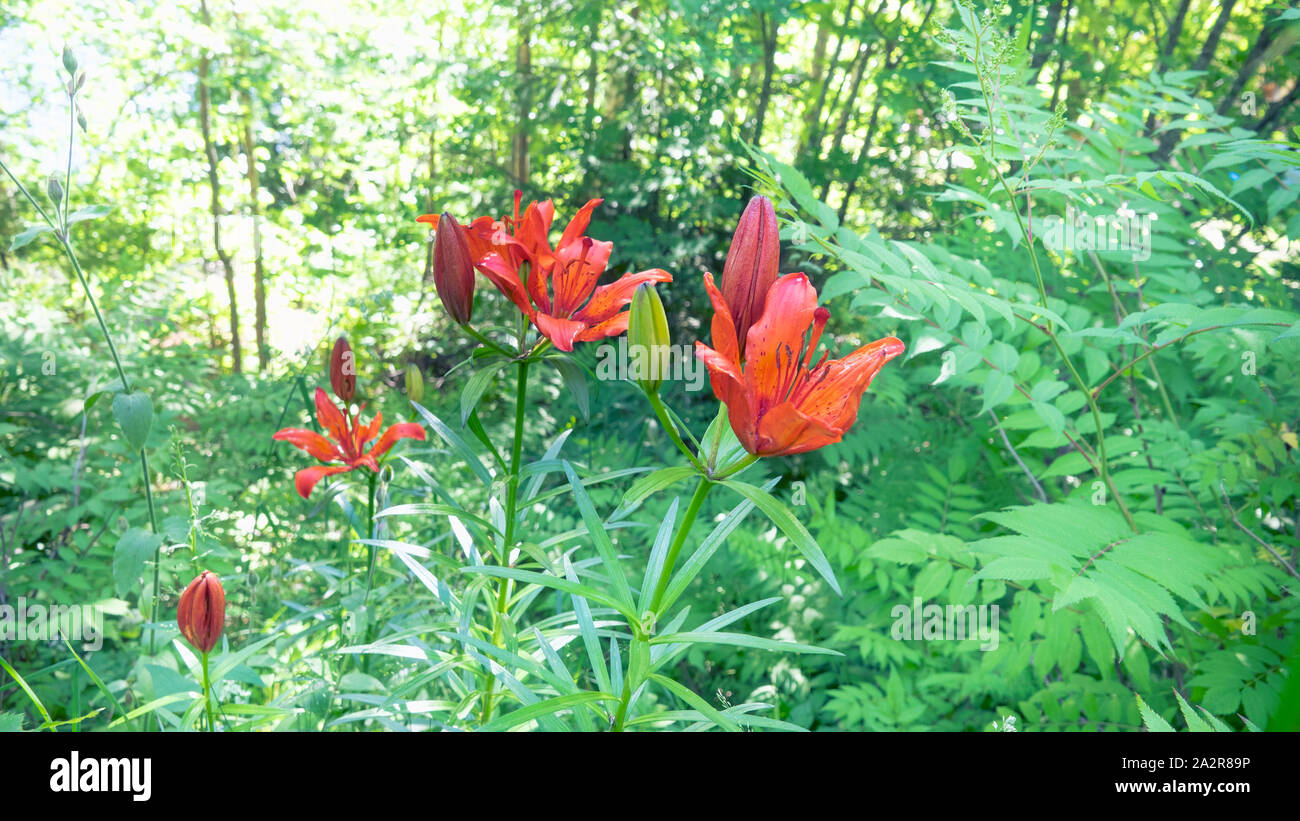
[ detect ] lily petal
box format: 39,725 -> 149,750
366,422 -> 427,461
574,310 -> 630,342
272,427 -> 344,462
533,312 -> 588,352
753,401 -> 844,456
695,340 -> 759,454
355,411 -> 383,452
293,464 -> 354,499
476,252 -> 536,317
792,336 -> 905,431
701,272 -> 740,368
572,268 -> 673,326
314,388 -> 352,457
743,272 -> 818,414
557,198 -> 603,251
552,238 -> 609,317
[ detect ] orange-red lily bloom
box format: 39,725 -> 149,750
272,388 -> 425,498
695,271 -> 904,457
426,192 -> 671,352
177,570 -> 225,654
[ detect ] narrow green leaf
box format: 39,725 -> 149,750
722,479 -> 840,595
411,400 -> 494,486
649,674 -> 740,732
460,360 -> 508,427
563,461 -> 636,611
649,631 -> 841,656
479,691 -> 619,732
548,356 -> 590,422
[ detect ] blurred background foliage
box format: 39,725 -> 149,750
2,0 -> 1299,731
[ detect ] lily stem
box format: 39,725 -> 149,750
360,467 -> 379,674
201,650 -> 215,732
481,358 -> 529,724
612,477 -> 713,731
647,391 -> 704,471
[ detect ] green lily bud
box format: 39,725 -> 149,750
62,45 -> 77,75
629,283 -> 670,394
405,362 -> 424,405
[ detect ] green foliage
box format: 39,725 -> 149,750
3,0 -> 1299,732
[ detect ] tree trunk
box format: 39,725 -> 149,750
1030,0 -> 1065,72
751,11 -> 778,148
828,43 -> 874,159
809,16 -> 831,88
800,0 -> 857,158
1192,0 -> 1238,71
1253,81 -> 1300,136
836,96 -> 883,222
240,88 -> 267,371
199,0 -> 241,374
511,14 -> 532,186
1214,22 -> 1279,116
1158,0 -> 1193,70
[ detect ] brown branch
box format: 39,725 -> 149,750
1219,481 -> 1300,581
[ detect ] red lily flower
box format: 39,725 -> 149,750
695,272 -> 904,457
272,388 -> 426,498
177,570 -> 225,654
426,192 -> 672,352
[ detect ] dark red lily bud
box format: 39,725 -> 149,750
330,336 -> 356,403
431,212 -> 475,323
720,195 -> 780,358
177,571 -> 225,654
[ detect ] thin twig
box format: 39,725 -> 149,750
989,409 -> 1048,503
1219,481 -> 1300,581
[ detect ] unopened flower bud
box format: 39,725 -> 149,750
46,175 -> 63,206
330,336 -> 356,403
424,212 -> 475,324
405,362 -> 424,405
177,571 -> 225,654
62,45 -> 77,75
720,195 -> 779,358
629,283 -> 671,394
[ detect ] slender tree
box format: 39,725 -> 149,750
198,0 -> 241,373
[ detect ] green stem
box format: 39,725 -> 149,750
612,477 -> 713,731
459,323 -> 515,358
360,469 -> 379,674
972,29 -> 1134,531
648,478 -> 712,614
480,358 -> 530,724
63,86 -> 74,222
201,650 -> 215,732
363,468 -> 378,603
5,134 -> 165,648
647,391 -> 703,471
60,201 -> 165,647
713,453 -> 759,480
